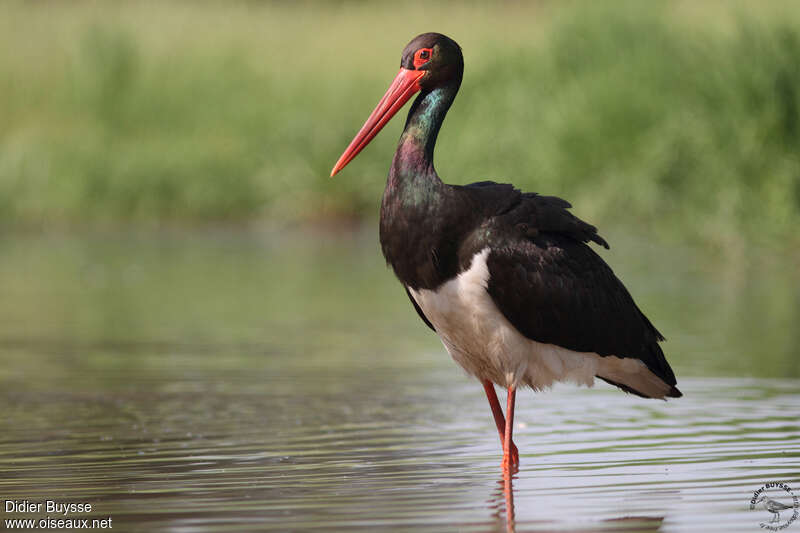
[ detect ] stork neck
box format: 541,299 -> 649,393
390,83 -> 458,182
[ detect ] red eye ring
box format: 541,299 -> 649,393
413,48 -> 433,69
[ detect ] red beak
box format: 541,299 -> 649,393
331,68 -> 426,177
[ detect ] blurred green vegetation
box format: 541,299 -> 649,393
2,1 -> 800,251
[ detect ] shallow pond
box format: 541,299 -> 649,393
0,228 -> 798,532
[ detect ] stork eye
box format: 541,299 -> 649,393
413,48 -> 433,68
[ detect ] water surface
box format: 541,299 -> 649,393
0,229 -> 798,532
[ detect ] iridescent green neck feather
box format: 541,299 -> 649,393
390,83 -> 459,184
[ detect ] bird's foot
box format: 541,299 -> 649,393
501,454 -> 519,475
502,440 -> 520,474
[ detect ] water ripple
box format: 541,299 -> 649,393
1,374 -> 798,532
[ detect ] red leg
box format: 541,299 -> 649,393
502,385 -> 518,473
482,380 -> 519,466
482,380 -> 506,440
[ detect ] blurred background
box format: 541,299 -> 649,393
1,0 -> 797,378
3,1 -> 800,242
2,2 -> 799,530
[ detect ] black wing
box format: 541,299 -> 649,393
458,182 -> 609,249
469,189 -> 679,394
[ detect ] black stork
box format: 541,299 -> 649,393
331,33 -> 681,472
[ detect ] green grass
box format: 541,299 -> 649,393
2,1 -> 800,251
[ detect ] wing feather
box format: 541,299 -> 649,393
486,235 -> 678,391
461,188 -> 680,393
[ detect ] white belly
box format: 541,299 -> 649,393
408,248 -> 667,396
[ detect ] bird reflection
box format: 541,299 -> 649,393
487,467 -> 665,533
489,468 -> 517,533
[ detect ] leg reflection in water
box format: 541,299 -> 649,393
487,468 -> 665,533
490,469 -> 516,533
